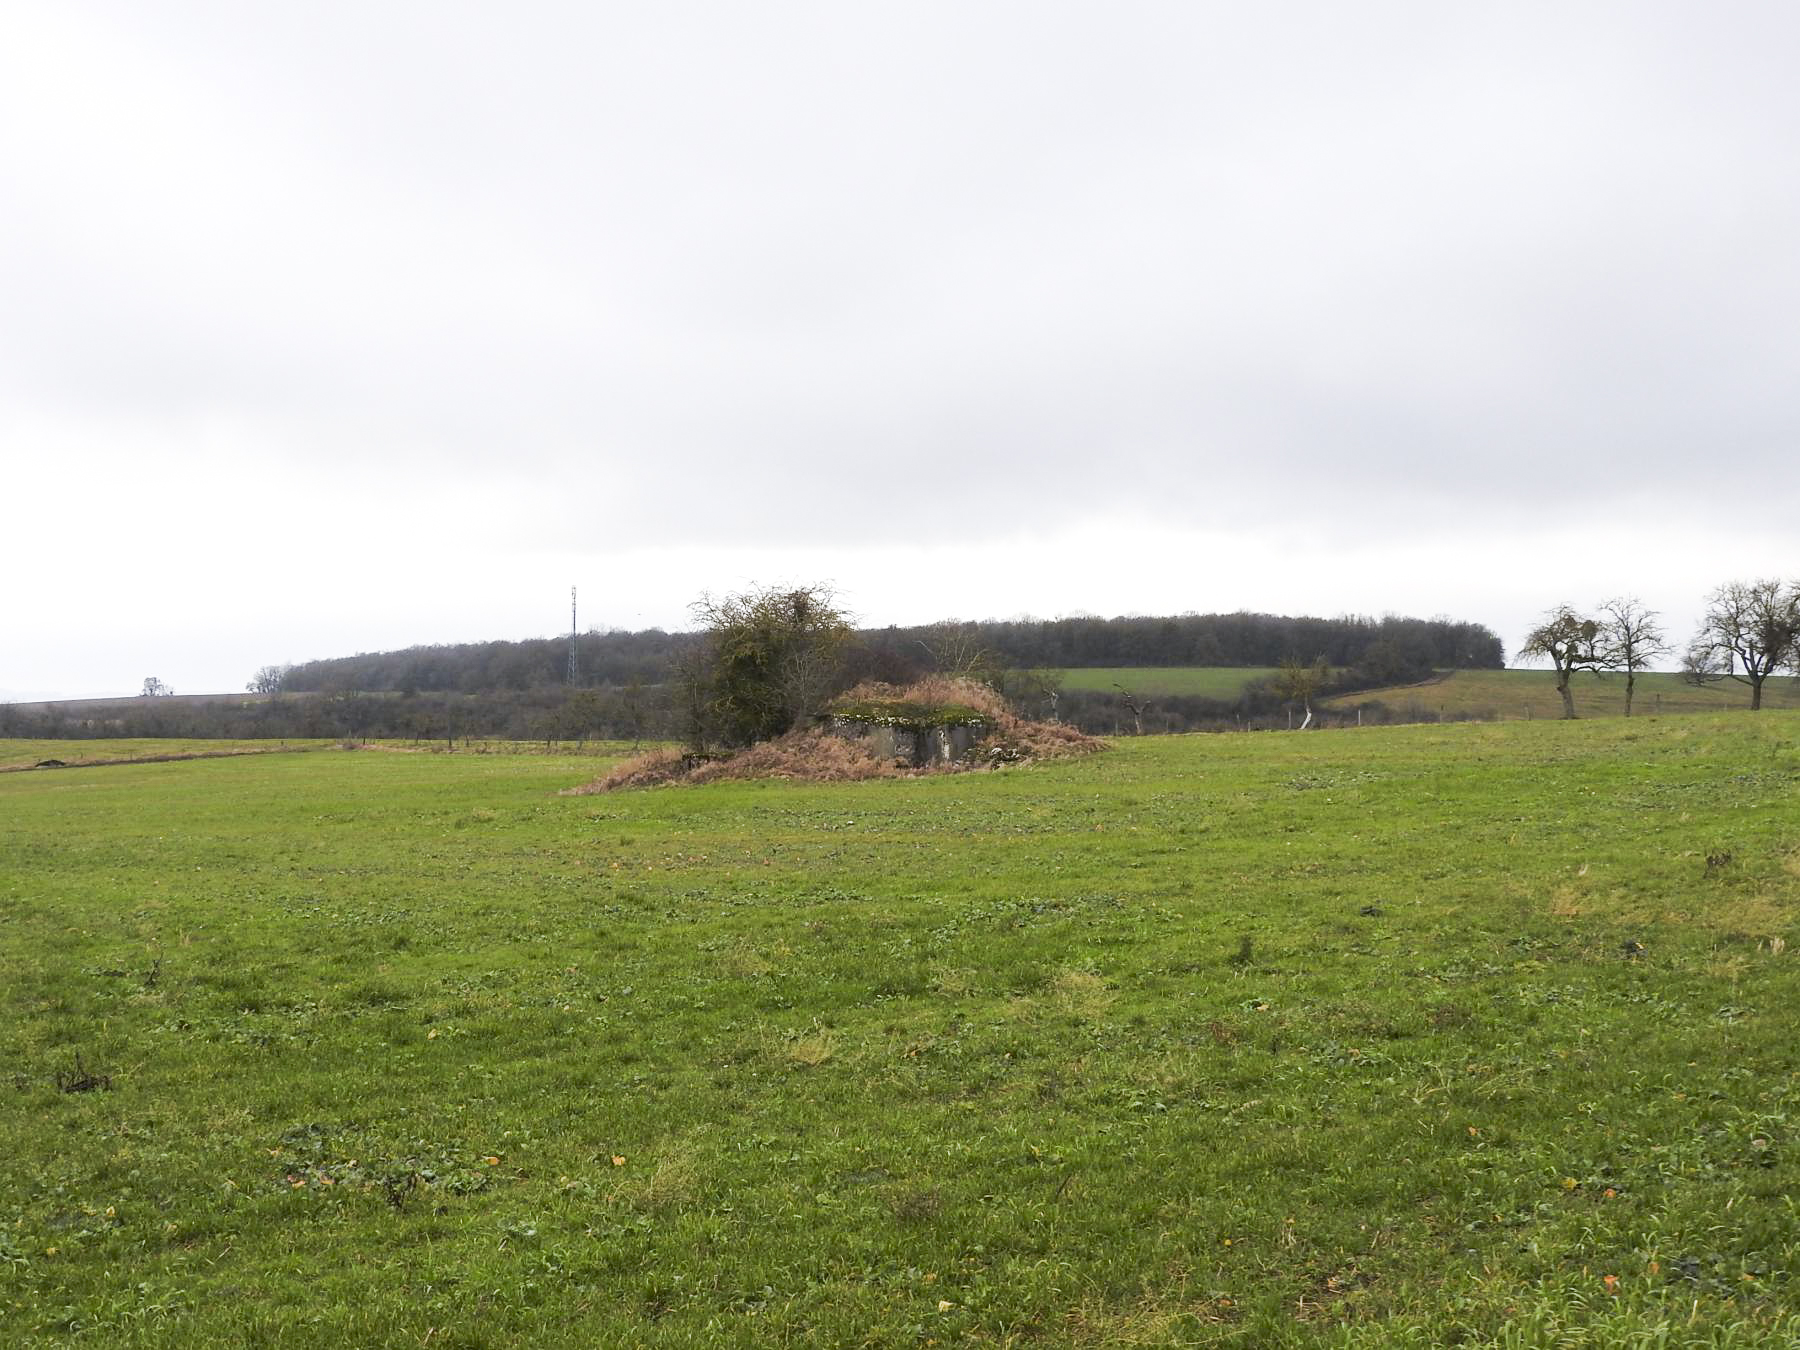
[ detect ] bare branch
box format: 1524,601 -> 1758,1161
1685,579 -> 1800,710
1516,606 -> 1610,719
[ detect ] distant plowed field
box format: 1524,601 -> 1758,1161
1328,668 -> 1800,720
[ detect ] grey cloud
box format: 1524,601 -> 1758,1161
5,1 -> 1798,548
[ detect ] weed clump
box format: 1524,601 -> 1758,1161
890,1187 -> 941,1223
55,1054 -> 111,1093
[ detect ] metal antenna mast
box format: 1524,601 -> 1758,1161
567,586 -> 579,685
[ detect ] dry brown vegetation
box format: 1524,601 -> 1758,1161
568,677 -> 1104,793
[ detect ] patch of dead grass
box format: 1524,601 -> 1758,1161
615,1145 -> 702,1214
786,1030 -> 836,1068
719,943 -> 777,979
1703,891 -> 1789,942
1706,953 -> 1751,982
1063,1290 -> 1231,1344
1051,969 -> 1115,1018
1547,885 -> 1583,918
930,963 -> 976,998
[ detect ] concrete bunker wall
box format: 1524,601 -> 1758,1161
824,714 -> 986,767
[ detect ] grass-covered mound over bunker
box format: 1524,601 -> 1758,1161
2,716 -> 1799,1345
575,677 -> 1103,791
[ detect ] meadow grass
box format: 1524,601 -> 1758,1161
2,719 -> 1798,1345
1331,669 -> 1800,722
1049,667 -> 1279,698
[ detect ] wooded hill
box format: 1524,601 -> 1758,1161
3,611 -> 1504,743
275,611 -> 1503,695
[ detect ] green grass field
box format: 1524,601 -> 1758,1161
1330,669 -> 1800,722
1050,667 -> 1280,698
4,722 -> 1799,1345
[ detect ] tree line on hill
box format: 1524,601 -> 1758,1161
258,627 -> 696,697
1,605 -> 1505,744
0,667 -> 1443,745
264,609 -> 1501,696
13,583 -> 1790,745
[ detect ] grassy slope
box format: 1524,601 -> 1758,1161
2,722 -> 1798,1346
1052,667 -> 1280,698
1330,669 -> 1800,721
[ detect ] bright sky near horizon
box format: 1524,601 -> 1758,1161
4,2 -> 1797,700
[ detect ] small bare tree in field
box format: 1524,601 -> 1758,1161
1597,597 -> 1668,717
1683,579 -> 1800,710
1112,683 -> 1147,736
1011,668 -> 1065,722
1272,655 -> 1329,729
1517,607 -> 1609,720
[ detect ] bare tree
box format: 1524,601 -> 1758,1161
141,676 -> 172,698
619,678 -> 649,748
246,664 -> 291,695
1683,579 -> 1800,710
1596,597 -> 1668,718
1112,683 -> 1147,736
672,645 -> 719,752
1516,606 -> 1609,720
775,638 -> 844,731
1272,655 -> 1330,729
1011,668 -> 1065,722
918,621 -> 1000,686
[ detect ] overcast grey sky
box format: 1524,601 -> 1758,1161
4,2 -> 1796,699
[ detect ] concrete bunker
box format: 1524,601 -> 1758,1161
821,699 -> 991,767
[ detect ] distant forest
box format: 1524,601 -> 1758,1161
7,611 -> 1503,743
275,611 -> 1503,695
